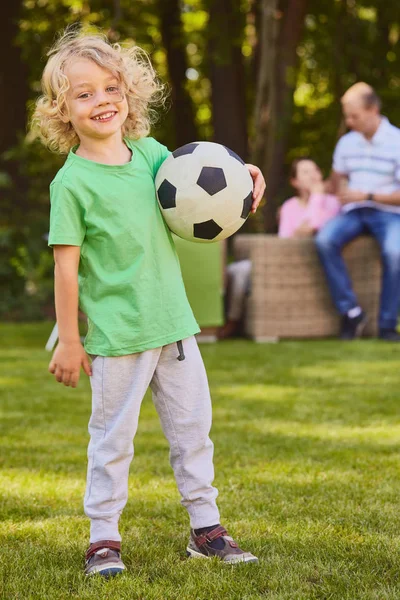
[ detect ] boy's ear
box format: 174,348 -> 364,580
52,100 -> 70,123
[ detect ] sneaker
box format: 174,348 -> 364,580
84,540 -> 125,577
340,311 -> 367,340
379,328 -> 400,342
186,525 -> 258,564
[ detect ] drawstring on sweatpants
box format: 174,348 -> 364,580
176,340 -> 185,361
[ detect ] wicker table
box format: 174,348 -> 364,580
233,234 -> 381,340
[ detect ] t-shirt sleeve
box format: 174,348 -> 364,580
150,139 -> 171,178
332,137 -> 348,175
48,182 -> 86,247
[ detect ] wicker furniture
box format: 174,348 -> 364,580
233,234 -> 381,340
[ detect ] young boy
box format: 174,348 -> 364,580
32,29 -> 265,576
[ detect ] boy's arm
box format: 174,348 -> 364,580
245,164 -> 266,213
48,245 -> 92,387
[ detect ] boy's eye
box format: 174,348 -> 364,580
78,92 -> 91,99
107,86 -> 119,94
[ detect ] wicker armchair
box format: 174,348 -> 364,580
233,234 -> 381,340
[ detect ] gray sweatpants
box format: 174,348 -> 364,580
84,336 -> 220,543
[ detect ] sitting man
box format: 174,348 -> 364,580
315,82 -> 400,341
218,158 -> 340,339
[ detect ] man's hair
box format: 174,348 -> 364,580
362,90 -> 382,110
341,82 -> 381,111
31,26 -> 167,154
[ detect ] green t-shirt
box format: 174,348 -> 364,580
48,136 -> 200,356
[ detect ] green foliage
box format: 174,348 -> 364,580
0,226 -> 54,321
0,135 -> 62,320
3,0 -> 400,317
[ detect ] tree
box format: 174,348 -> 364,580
158,0 -> 198,147
0,0 -> 29,159
0,0 -> 30,222
206,0 -> 248,159
252,0 -> 308,231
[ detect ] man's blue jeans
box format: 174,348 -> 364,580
315,208 -> 400,331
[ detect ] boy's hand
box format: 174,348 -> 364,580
48,341 -> 92,388
246,164 -> 266,213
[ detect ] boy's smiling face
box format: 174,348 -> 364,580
62,58 -> 129,143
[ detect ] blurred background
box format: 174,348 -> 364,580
2,0 -> 400,323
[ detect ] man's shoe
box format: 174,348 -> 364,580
84,540 -> 125,577
379,328 -> 400,342
340,311 -> 367,340
186,525 -> 258,564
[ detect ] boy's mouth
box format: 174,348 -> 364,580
91,111 -> 117,122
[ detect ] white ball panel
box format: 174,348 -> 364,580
155,154 -> 200,191
155,141 -> 255,243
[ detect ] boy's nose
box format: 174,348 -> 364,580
97,94 -> 110,106
95,89 -> 112,105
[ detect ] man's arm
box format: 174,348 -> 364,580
372,190 -> 400,206
338,189 -> 400,206
324,170 -> 348,195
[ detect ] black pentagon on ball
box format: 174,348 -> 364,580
194,219 -> 223,240
197,167 -> 227,196
224,146 -> 245,165
241,191 -> 253,219
172,142 -> 199,158
157,179 -> 177,210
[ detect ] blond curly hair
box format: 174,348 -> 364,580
32,28 -> 166,154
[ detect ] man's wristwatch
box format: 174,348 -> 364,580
367,193 -> 375,202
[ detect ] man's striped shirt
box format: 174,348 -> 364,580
333,116 -> 400,214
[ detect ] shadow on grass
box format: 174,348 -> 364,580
1,422 -> 400,474
2,423 -> 400,540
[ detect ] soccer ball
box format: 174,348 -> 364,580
155,141 -> 254,243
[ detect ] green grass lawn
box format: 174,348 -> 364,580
1,323 -> 400,599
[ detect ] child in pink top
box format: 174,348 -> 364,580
278,158 -> 340,238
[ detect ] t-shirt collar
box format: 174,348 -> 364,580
68,138 -> 135,171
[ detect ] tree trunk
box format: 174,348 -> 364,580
0,1 -> 28,158
375,3 -> 394,88
207,0 -> 248,160
158,0 -> 198,148
252,0 -> 308,231
107,0 -> 123,41
0,0 -> 29,219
